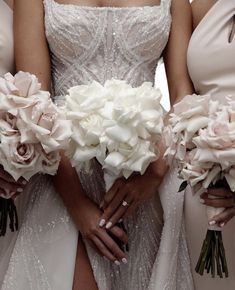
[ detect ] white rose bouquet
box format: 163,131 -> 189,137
66,79 -> 163,191
0,72 -> 72,236
164,94 -> 235,278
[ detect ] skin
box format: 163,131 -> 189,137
14,0 -> 193,288
192,0 -> 235,227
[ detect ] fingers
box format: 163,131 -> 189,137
96,229 -> 127,264
0,167 -> 15,183
200,195 -> 234,208
200,190 -> 235,208
206,188 -> 232,198
100,179 -> 123,210
0,178 -> 24,196
91,235 -> 119,263
99,190 -> 128,228
103,198 -> 133,229
209,207 -> 235,228
110,226 -> 128,245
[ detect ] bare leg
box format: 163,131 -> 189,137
72,237 -> 98,290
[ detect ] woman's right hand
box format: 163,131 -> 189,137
75,196 -> 128,265
0,166 -> 27,198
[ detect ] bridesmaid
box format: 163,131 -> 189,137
185,0 -> 235,288
0,0 -> 27,285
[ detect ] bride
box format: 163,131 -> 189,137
1,0 -> 193,289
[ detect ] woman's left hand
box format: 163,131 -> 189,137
200,188 -> 235,227
99,170 -> 162,229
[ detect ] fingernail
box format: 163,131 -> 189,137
22,180 -> 27,185
99,219 -> 106,227
220,223 -> 225,228
119,219 -> 123,223
114,260 -> 120,266
100,201 -> 104,209
122,258 -> 128,264
209,221 -> 216,226
106,222 -> 112,229
17,188 -> 23,193
199,199 -> 205,204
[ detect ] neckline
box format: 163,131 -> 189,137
1,0 -> 13,12
50,0 -> 163,10
191,0 -> 222,39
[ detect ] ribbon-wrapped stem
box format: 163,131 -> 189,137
0,197 -> 18,237
195,179 -> 230,278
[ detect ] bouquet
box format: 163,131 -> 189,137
0,72 -> 72,236
66,79 -> 163,191
164,94 -> 235,278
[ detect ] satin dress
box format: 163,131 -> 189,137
186,0 -> 235,288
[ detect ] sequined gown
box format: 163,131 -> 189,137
1,0 -> 172,289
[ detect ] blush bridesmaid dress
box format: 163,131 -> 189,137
186,0 -> 235,288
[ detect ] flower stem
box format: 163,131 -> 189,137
0,198 -> 18,237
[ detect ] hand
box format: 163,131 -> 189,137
200,188 -> 235,227
0,166 -> 27,198
99,168 -> 163,230
74,196 -> 128,265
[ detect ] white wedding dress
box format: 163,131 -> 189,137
1,0 -> 173,289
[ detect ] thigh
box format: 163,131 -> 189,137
73,237 -> 98,290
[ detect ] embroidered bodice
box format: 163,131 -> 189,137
43,0 -> 172,97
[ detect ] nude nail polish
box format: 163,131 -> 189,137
220,223 -> 225,228
114,260 -> 120,266
106,221 -> 112,229
99,219 -> 106,227
199,199 -> 205,204
122,258 -> 128,264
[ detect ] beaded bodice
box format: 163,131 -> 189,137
43,0 -> 172,97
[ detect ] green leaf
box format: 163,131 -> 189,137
178,181 -> 188,192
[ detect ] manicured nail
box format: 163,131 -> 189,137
114,260 -> 120,266
22,180 -> 27,185
220,223 -> 225,228
100,201 -> 104,209
122,258 -> 128,264
209,221 -> 216,226
199,199 -> 205,204
17,188 -> 23,193
99,219 -> 106,227
106,222 -> 112,229
119,219 -> 123,223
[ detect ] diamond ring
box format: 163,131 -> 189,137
122,200 -> 129,207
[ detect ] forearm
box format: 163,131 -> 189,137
53,154 -> 88,215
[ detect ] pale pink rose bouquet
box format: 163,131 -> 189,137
165,94 -> 235,278
0,72 -> 72,236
